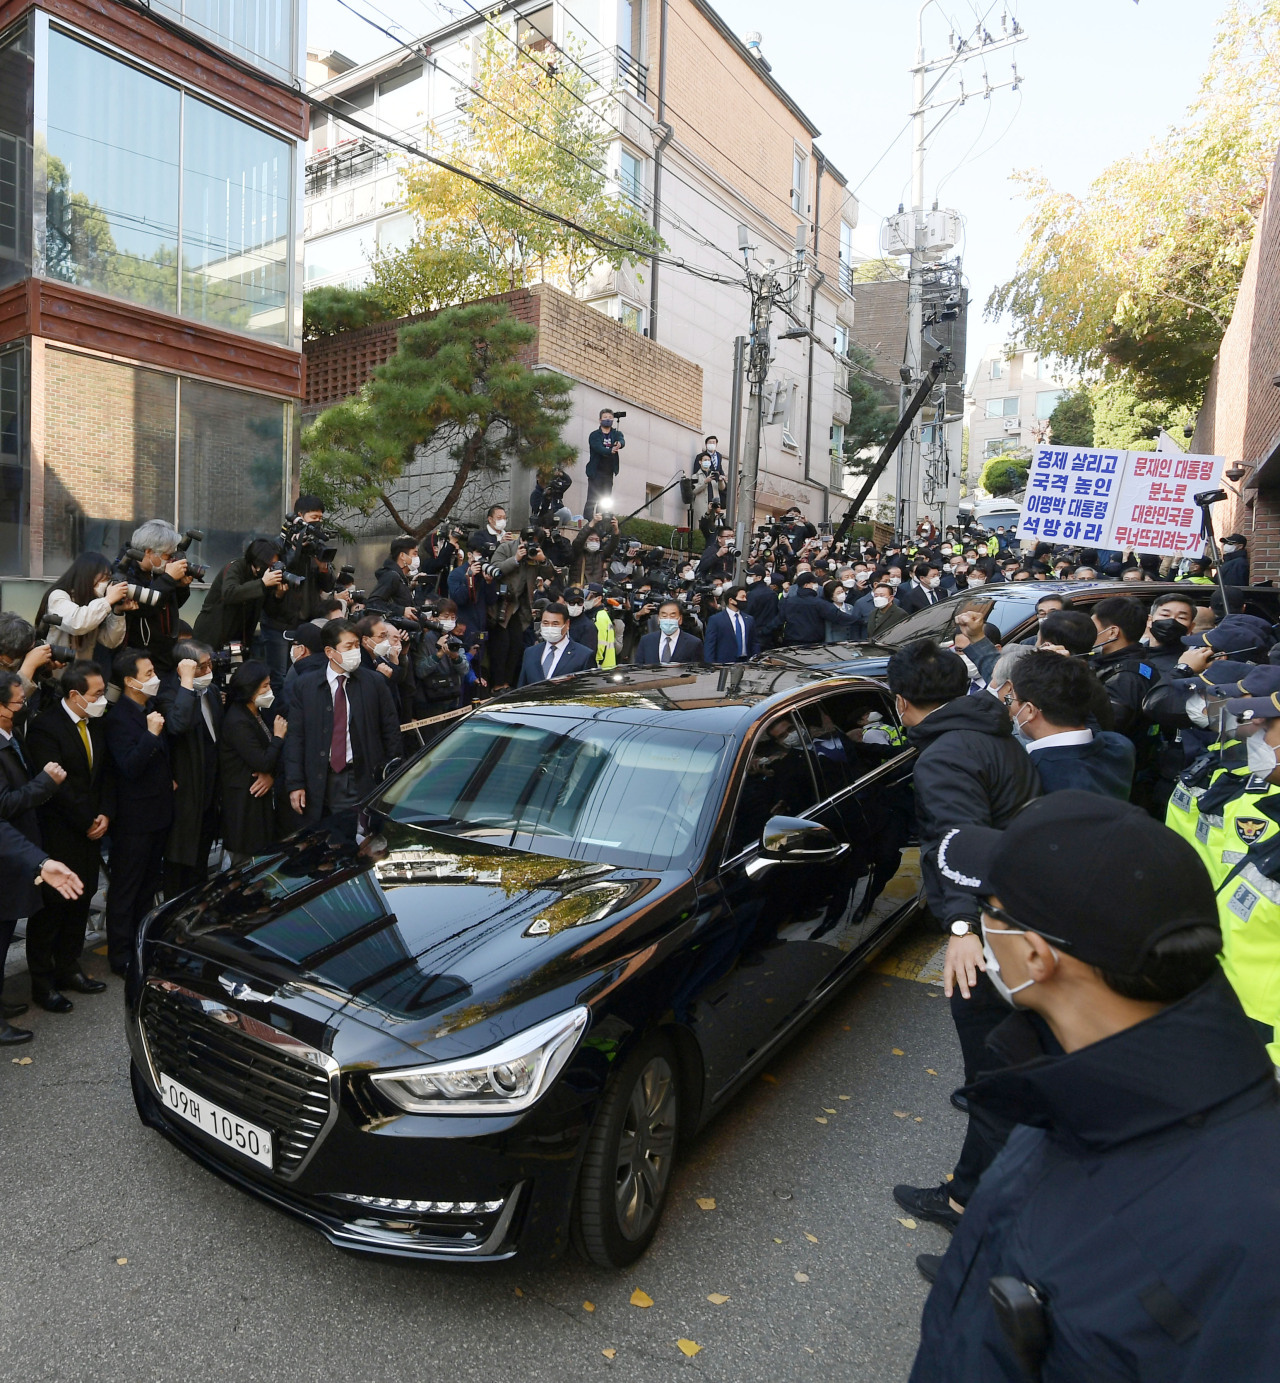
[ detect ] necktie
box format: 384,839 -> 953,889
662,636 -> 673,664
733,614 -> 744,658
330,676 -> 348,773
10,734 -> 27,772
77,719 -> 92,769
542,644 -> 556,676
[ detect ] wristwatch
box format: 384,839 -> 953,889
950,919 -> 974,937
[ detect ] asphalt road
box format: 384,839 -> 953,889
0,923 -> 961,1383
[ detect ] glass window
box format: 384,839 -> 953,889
619,301 -> 643,333
182,95 -> 291,342
305,223 -> 375,283
377,212 -> 416,256
985,397 -> 1019,418
990,358 -> 1006,379
834,323 -> 849,356
45,31 -> 180,314
0,18 -> 33,290
619,147 -> 643,208
41,351 -> 176,573
728,715 -> 817,857
1036,389 -> 1068,420
152,0 -> 296,81
792,149 -> 806,214
377,65 -> 426,135
0,347 -> 26,574
984,437 -> 1020,459
839,220 -> 854,293
796,693 -> 905,798
178,379 -> 287,574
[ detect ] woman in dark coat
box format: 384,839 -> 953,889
218,661 -> 287,866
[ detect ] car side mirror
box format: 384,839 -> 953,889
747,816 -> 848,876
380,757 -> 403,783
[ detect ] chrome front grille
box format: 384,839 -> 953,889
139,979 -> 337,1178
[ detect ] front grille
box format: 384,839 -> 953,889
140,983 -> 334,1178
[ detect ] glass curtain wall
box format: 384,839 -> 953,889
0,346 -> 27,573
0,18 -> 34,290
42,29 -> 294,343
151,0 -> 296,82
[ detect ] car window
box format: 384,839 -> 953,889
725,713 -> 819,859
795,691 -> 907,798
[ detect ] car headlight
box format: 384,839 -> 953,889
370,1007 -> 590,1114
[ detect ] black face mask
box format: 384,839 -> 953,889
1150,618 -> 1188,647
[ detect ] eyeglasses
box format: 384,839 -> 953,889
982,901 -> 1072,950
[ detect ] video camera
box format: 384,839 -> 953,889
33,612 -> 77,665
268,561 -> 306,589
282,513 -> 338,566
210,642 -> 245,676
175,528 -> 207,582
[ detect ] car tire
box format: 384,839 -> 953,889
572,1034 -> 680,1268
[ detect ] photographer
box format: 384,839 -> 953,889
467,504 -> 509,561
584,408 -> 625,520
264,495 -> 337,680
36,553 -> 129,667
416,630 -> 469,715
531,466 -> 573,525
158,639 -> 222,896
777,505 -> 817,546
698,500 -> 727,545
115,519 -> 193,674
370,537 -> 420,620
447,544 -> 499,645
570,514 -> 619,586
489,527 -> 553,690
356,614 -> 413,720
0,612 -> 56,698
193,537 -> 287,655
697,526 -> 738,582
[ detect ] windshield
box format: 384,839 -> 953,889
374,713 -> 731,870
870,589 -> 1039,648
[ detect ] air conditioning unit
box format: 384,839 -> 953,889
1002,417 -> 1022,434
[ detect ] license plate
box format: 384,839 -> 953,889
158,1072 -> 274,1170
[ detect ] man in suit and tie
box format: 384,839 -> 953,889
25,661 -> 113,1007
517,604 -> 596,687
636,600 -> 706,665
284,618 -> 403,829
897,562 -> 947,614
159,638 -> 223,896
703,584 -> 759,663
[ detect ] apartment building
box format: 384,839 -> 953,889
966,343 -> 1077,479
0,0 -> 307,603
303,0 -> 859,527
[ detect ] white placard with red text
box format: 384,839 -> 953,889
1017,447 -> 1224,556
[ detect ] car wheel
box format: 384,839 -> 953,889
573,1035 -> 680,1268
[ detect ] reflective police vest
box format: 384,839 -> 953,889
1219,780 -> 1280,880
1166,751 -> 1233,860
1196,768 -> 1261,889
1217,801 -> 1280,1065
593,606 -> 617,669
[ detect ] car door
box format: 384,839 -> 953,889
700,710 -> 854,1090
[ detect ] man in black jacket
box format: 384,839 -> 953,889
159,639 -> 223,896
781,574 -> 860,645
1220,532 -> 1250,586
25,662 -> 113,1007
897,562 -> 946,614
584,408 -> 624,520
103,649 -> 172,976
887,639 -> 1040,1232
744,567 -> 781,648
370,537 -> 420,620
284,619 -> 402,829
192,537 -> 287,653
116,518 -> 193,674
911,793 -> 1280,1383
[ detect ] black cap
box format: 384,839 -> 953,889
937,792 -> 1217,973
287,623 -> 325,654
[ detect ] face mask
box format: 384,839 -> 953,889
872,595 -> 890,609
132,675 -> 161,698
192,673 -> 214,693
1150,618 -> 1186,646
968,577 -> 985,587
94,580 -> 109,599
493,518 -> 507,532
981,918 -> 1054,1006
540,625 -> 565,644
373,639 -> 392,660
888,576 -> 901,587
832,591 -> 846,605
338,648 -> 361,673
682,569 -> 694,581
1010,705 -> 1035,746
926,577 -> 941,590
255,690 -> 275,709
83,696 -> 108,719
854,572 -> 868,584
1186,692 -> 1209,729
409,557 -> 421,575
586,541 -> 600,553
940,547 -> 952,557
566,603 -> 583,617
1247,733 -> 1278,778
659,617 -> 680,635
439,617 -> 456,631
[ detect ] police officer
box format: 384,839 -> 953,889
562,585 -> 599,658
583,584 -> 616,669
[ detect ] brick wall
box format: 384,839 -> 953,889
304,283 -> 704,431
1192,144 -> 1280,580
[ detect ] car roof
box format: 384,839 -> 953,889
472,665 -> 891,733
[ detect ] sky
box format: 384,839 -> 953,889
305,0 -> 1231,376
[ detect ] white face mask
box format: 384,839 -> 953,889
82,696 -> 108,719
926,577 -> 941,590
337,647 -> 361,673
132,674 -> 161,698
438,617 -> 457,631
493,518 -> 507,532
872,595 -> 890,609
1185,692 -> 1209,729
586,541 -> 600,553
192,672 -> 214,693
682,570 -> 694,581
981,918 -> 1055,1006
833,591 -> 846,605
566,603 -> 583,617
255,689 -> 275,709
888,576 -> 901,587
373,639 -> 392,660
540,624 -> 564,644
1247,732 -> 1278,778
713,585 -> 723,596
968,577 -> 985,587
94,580 -> 109,599
409,557 -> 421,575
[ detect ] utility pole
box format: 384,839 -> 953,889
887,3 -> 1026,540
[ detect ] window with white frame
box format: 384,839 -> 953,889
1036,389 -> 1068,420
990,357 -> 1007,380
833,323 -> 849,357
619,147 -> 644,209
839,220 -> 854,293
830,422 -> 844,457
985,397 -> 1019,418
791,148 -> 807,215
984,438 -> 1021,459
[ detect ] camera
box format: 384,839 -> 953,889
446,635 -> 465,653
282,513 -> 338,565
337,564 -> 356,583
210,643 -> 245,675
269,560 -> 306,589
34,616 -> 76,664
175,528 -> 207,582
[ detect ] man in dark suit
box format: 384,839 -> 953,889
584,408 -> 624,520
703,584 -> 759,662
897,562 -> 947,614
284,618 -> 403,829
517,603 -> 596,686
635,600 -> 706,665
26,661 -> 114,1007
160,639 -> 223,897
103,648 -> 172,976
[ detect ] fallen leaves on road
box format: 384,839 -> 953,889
803,1233 -> 818,1244
914,1117 -> 923,1123
892,1048 -> 905,1056
773,1237 -> 783,1244
115,1257 -> 128,1265
630,1289 -> 653,1309
707,1293 -> 730,1305
676,1340 -> 702,1357
926,1068 -> 939,1076
514,1287 -> 524,1297
11,1056 -> 32,1065
696,1197 -> 716,1211
822,1107 -> 836,1114
893,1110 -> 908,1118
838,1094 -> 851,1100
602,1349 -> 617,1359
814,1116 -> 828,1124
945,1173 -> 954,1183
897,1218 -> 917,1230
583,1301 -> 595,1312
760,1073 -> 778,1084
794,1272 -> 809,1283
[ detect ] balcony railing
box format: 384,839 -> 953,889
579,45 -> 649,101
305,137 -> 388,199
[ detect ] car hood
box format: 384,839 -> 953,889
147,820 -> 681,1052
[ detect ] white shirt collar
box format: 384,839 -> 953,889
1027,728 -> 1094,752
62,698 -> 85,724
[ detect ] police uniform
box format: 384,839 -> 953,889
1217,795 -> 1280,1065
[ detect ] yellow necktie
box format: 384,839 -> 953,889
78,718 -> 92,769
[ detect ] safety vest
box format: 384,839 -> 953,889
986,536 -> 999,557
593,606 -> 616,669
1219,781 -> 1280,881
1177,575 -> 1215,585
1217,815 -> 1280,1065
1165,752 -> 1229,858
1195,770 -> 1256,889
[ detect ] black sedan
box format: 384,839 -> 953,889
125,666 -> 922,1267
